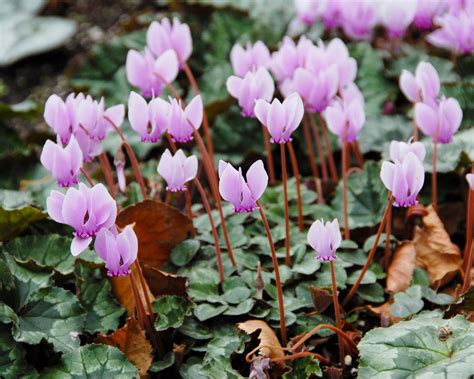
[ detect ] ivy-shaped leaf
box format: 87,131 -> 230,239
153,295 -> 193,331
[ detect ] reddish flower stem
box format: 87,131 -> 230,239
99,152 -> 117,198
462,243 -> 473,292
309,113 -> 328,180
257,200 -> 287,345
302,115 -> 320,178
134,260 -> 154,320
129,273 -> 146,328
182,61 -> 215,166
105,117 -> 148,200
80,167 -> 94,186
288,142 -> 304,231
432,125 -> 439,211
330,261 -> 344,365
195,178 -> 225,283
290,323 -> 358,354
412,104 -> 419,141
271,351 -> 329,364
352,141 -> 365,168
342,194 -> 394,308
318,113 -> 338,181
281,144 -> 291,266
261,126 -> 276,184
164,191 -> 172,205
192,128 -> 236,267
342,139 -> 350,240
464,164 -> 474,270
384,204 -> 392,270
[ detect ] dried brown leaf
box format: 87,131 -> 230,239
368,300 -> 402,326
116,200 -> 193,269
310,286 -> 332,313
96,318 -> 153,377
386,242 -> 416,293
413,205 -> 462,287
142,266 -> 188,297
110,265 -> 155,316
237,320 -> 284,360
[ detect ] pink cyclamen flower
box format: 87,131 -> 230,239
230,41 -> 271,77
399,61 -> 440,106
427,10 -> 474,54
44,94 -> 73,144
322,38 -> 357,89
466,173 -> 474,190
389,140 -> 426,163
294,0 -> 320,25
146,17 -> 192,63
167,95 -> 203,142
324,96 -> 365,142
415,97 -> 463,144
294,65 -> 339,113
74,127 -> 103,162
271,36 -> 312,84
47,183 -> 117,255
95,225 -> 138,277
76,95 -> 124,141
157,149 -> 198,192
128,91 -> 170,143
226,67 -> 275,117
254,92 -> 304,144
381,152 -> 425,207
307,219 -> 341,262
126,48 -> 179,98
413,0 -> 448,30
340,0 -> 377,40
40,137 -> 83,187
379,0 -> 417,38
218,160 -> 268,213
249,356 -> 271,379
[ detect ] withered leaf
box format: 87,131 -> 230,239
310,286 -> 332,313
368,301 -> 402,326
110,264 -> 155,316
413,205 -> 462,287
96,318 -> 153,377
386,242 -> 416,293
116,200 -> 193,270
143,265 -> 188,297
237,320 -> 284,360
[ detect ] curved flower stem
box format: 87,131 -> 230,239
342,194 -> 394,308
192,128 -> 236,267
384,205 -> 392,270
80,167 -> 94,186
134,261 -> 154,320
432,140 -> 438,211
155,72 -> 183,102
271,351 -> 330,364
257,200 -> 287,345
463,164 -> 474,273
302,115 -> 320,178
309,113 -> 328,180
281,144 -> 291,266
318,113 -> 338,181
129,273 -> 146,328
195,178 -> 225,283
290,323 -> 358,355
105,117 -> 148,200
288,142 -> 304,231
412,104 -> 419,141
164,191 -> 172,205
262,126 -> 276,184
352,142 -> 365,168
182,61 -> 215,165
99,152 -> 117,198
330,261 -> 344,365
342,139 -> 350,240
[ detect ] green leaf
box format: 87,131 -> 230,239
358,311 -> 474,378
150,352 -> 175,373
357,283 -> 385,303
179,317 -> 214,340
314,263 -> 347,289
6,234 -> 75,275
333,161 -> 388,229
0,190 -> 46,242
421,287 -> 454,306
13,287 -> 85,353
223,299 -> 256,316
3,253 -> 52,310
349,42 -> 396,117
171,239 -> 200,266
391,285 -> 424,318
293,245 -> 321,275
194,303 -> 228,322
359,115 -> 412,155
153,295 -> 193,331
443,79 -> 474,129
0,256 -> 14,293
347,269 -> 377,285
74,263 -> 124,334
43,344 -> 138,378
0,325 -> 28,378
283,355 -> 322,378
200,356 -> 243,379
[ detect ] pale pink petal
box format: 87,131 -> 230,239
185,95 -> 203,129
246,160 -> 268,201
128,92 -> 149,136
415,102 -> 438,138
399,70 -> 419,103
71,236 -> 92,256
154,49 -> 179,84
226,76 -> 242,99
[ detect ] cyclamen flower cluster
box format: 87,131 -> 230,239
293,0 -> 474,54
128,92 -> 203,143
41,93 -> 125,185
127,17 -> 192,97
400,61 -> 463,144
